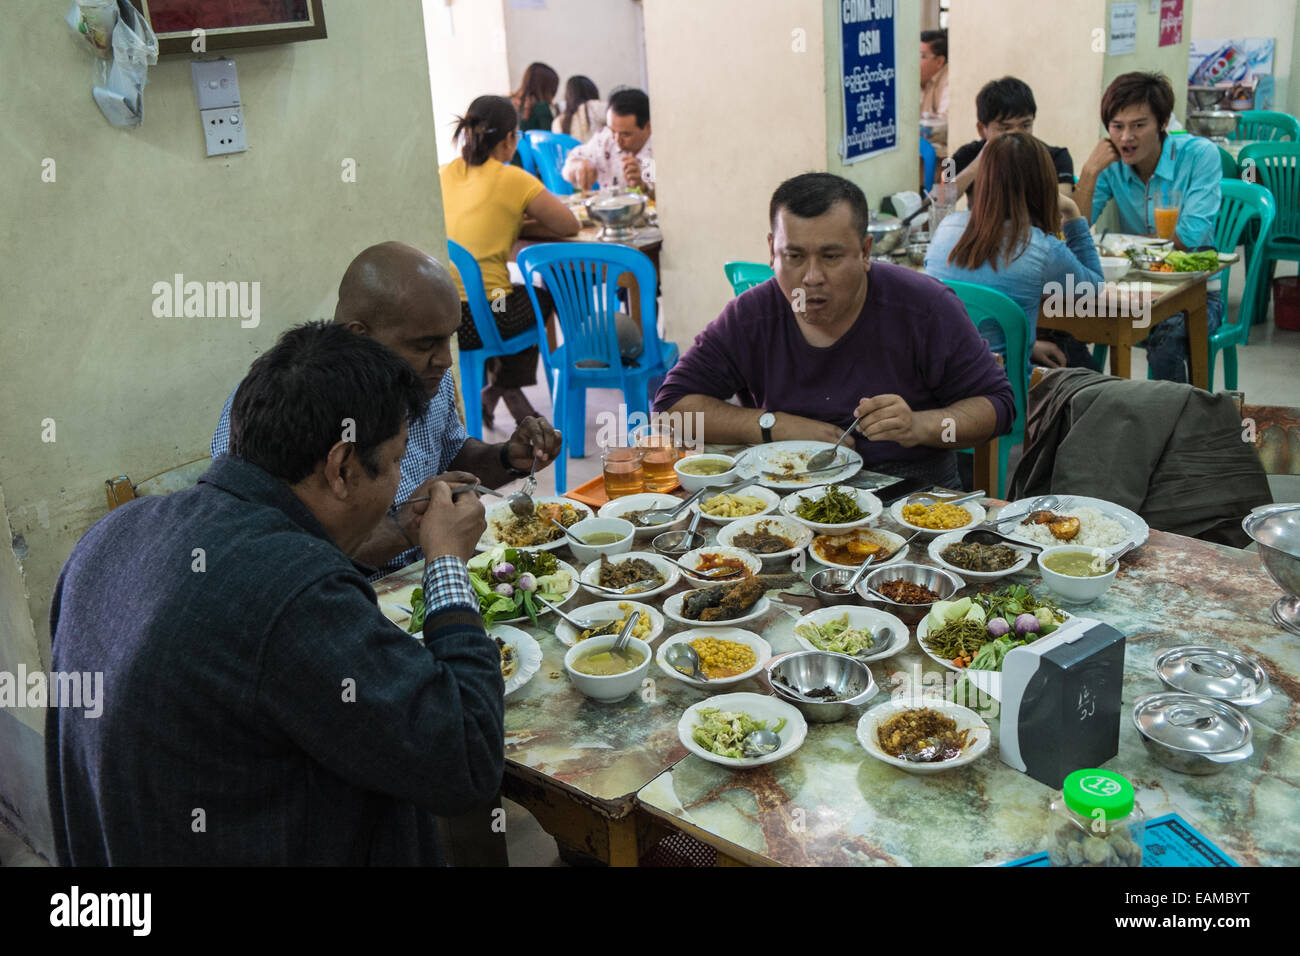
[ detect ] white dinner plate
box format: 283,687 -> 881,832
889,497 -> 987,538
856,699 -> 991,774
715,515 -> 814,563
994,495 -> 1148,557
492,625 -> 542,696
553,600 -> 665,647
577,552 -> 680,600
741,440 -> 865,490
476,497 -> 593,552
778,484 -> 882,534
481,559 -> 582,625
662,590 -> 772,628
598,493 -> 688,539
679,692 -> 808,768
656,628 -> 772,689
927,530 -> 1034,581
790,605 -> 910,662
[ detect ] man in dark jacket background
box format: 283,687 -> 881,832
46,322 -> 503,865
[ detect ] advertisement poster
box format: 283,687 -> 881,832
1159,0 -> 1184,47
840,0 -> 897,164
1109,2 -> 1138,56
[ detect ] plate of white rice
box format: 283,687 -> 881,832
996,496 -> 1148,556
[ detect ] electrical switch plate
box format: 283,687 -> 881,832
191,59 -> 241,110
200,107 -> 247,156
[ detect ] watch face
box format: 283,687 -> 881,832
759,413 -> 776,428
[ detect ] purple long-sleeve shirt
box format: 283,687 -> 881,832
653,263 -> 1015,476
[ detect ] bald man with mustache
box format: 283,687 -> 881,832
213,241 -> 563,575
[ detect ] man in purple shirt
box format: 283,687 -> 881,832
654,172 -> 1014,486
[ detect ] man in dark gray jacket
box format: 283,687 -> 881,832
46,322 -> 503,865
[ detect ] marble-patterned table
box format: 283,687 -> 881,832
636,522 -> 1300,867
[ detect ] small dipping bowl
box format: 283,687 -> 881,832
564,634 -> 653,703
810,568 -> 864,606
764,651 -> 877,723
653,528 -> 706,557
858,562 -> 963,623
1098,256 -> 1131,282
565,517 -> 635,564
1037,545 -> 1119,604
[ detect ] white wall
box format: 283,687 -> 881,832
1191,0 -> 1296,112
425,0 -> 511,163
1101,0 -> 1192,126
504,0 -> 648,107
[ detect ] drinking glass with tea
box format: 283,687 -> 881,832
601,446 -> 645,498
631,422 -> 682,493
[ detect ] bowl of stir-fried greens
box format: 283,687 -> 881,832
779,483 -> 882,533
403,546 -> 578,632
678,692 -> 807,767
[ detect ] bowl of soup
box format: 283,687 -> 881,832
564,517 -> 635,563
564,634 -> 653,702
1037,545 -> 1119,604
674,454 -> 737,492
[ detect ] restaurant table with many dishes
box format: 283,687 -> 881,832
373,443 -> 1299,867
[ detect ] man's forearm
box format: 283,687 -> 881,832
666,396 -> 835,444
450,438 -> 515,488
1074,170 -> 1099,227
912,396 -> 998,450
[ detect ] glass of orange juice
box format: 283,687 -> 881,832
1154,188 -> 1181,241
631,422 -> 682,493
601,446 -> 645,498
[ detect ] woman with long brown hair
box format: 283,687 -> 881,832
552,74 -> 603,142
924,133 -> 1102,368
512,62 -> 560,133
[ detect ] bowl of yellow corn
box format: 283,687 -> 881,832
656,628 -> 771,688
890,497 -> 986,537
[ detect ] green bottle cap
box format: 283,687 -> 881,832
1063,768 -> 1134,821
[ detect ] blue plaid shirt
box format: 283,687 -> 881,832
211,375 -> 468,576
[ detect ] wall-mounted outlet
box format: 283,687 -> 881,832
200,107 -> 247,156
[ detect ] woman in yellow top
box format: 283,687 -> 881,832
441,95 -> 579,429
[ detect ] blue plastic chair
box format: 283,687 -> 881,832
514,133 -> 539,176
919,137 -> 938,193
525,130 -> 581,195
446,239 -> 542,440
1239,142 -> 1300,328
723,261 -> 774,295
1208,180 -> 1275,389
515,244 -> 680,493
941,281 -> 1030,499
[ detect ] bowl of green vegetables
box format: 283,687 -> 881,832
915,585 -> 1067,673
779,483 -> 882,534
403,545 -> 579,632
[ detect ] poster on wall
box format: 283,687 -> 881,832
1108,2 -> 1138,56
1189,37 -> 1276,108
839,0 -> 897,164
1158,0 -> 1183,47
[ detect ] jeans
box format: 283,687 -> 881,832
1144,292 -> 1225,384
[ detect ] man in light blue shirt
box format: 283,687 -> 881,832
1075,71 -> 1224,383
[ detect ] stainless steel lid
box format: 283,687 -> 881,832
1155,646 -> 1272,706
1133,693 -> 1251,754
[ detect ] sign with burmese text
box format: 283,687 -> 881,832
1159,0 -> 1184,47
839,0 -> 897,163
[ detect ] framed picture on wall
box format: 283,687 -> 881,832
130,0 -> 327,56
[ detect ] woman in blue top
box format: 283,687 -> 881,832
925,133 -> 1103,369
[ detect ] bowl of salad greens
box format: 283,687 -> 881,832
405,545 -> 578,632
779,483 -> 882,533
678,692 -> 807,767
915,584 -> 1067,673
791,605 -> 909,662
1127,248 -> 1223,281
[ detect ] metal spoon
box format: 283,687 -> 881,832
986,495 -> 1061,527
506,457 -> 540,518
663,555 -> 746,581
854,624 -> 894,659
900,736 -> 944,762
394,484 -> 508,509
534,596 -> 621,636
807,414 -> 867,471
906,488 -> 986,508
548,517 -> 588,546
845,530 -> 923,592
652,509 -> 705,554
741,729 -> 781,758
636,488 -> 708,527
610,610 -> 641,653
960,528 -> 1043,553
664,642 -> 710,681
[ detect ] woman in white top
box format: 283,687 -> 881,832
552,75 -> 604,143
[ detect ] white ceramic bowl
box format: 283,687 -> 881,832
694,485 -> 781,524
662,591 -> 772,628
564,634 -> 653,703
678,692 -> 808,767
563,517 -> 635,564
889,497 -> 986,538
808,527 -> 909,569
790,605 -> 910,662
1098,256 -> 1131,282
656,628 -> 771,689
1036,545 -> 1119,604
553,599 -> 665,647
855,698 -> 992,774
928,530 -> 1034,581
779,484 -> 882,533
716,515 -> 814,564
674,454 -> 738,492
491,625 -> 543,696
577,552 -> 679,600
678,545 -> 763,584
598,493 -> 688,539
478,497 -> 593,551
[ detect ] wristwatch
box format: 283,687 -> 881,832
758,411 -> 776,444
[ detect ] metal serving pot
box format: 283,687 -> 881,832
1132,693 -> 1253,775
867,213 -> 907,255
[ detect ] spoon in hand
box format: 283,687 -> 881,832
507,456 -> 540,518
807,413 -> 867,471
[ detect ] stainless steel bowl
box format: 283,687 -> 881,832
1187,86 -> 1225,110
585,191 -> 647,241
858,562 -> 963,622
868,213 -> 907,255
1242,504 -> 1300,635
765,651 -> 876,723
1186,110 -> 1238,140
809,568 -> 864,606
906,241 -> 928,267
1132,693 -> 1253,775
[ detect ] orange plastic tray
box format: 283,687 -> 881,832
565,475 -> 685,508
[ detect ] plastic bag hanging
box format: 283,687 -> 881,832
67,0 -> 158,128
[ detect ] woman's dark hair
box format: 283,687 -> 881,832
921,28 -> 947,60
976,76 -> 1036,126
769,172 -> 870,239
512,62 -> 559,120
230,321 -> 425,485
1101,71 -> 1175,134
453,95 -> 518,166
948,133 -> 1061,272
608,87 -> 650,128
559,75 -> 600,136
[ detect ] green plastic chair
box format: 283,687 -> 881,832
1227,110 -> 1300,143
1238,142 -> 1300,326
941,281 -> 1029,498
1218,144 -> 1238,179
1210,180 -> 1276,390
723,261 -> 774,295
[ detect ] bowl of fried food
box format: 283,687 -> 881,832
856,699 -> 991,773
663,577 -> 771,627
859,563 -> 964,623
